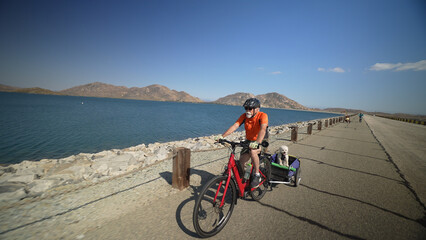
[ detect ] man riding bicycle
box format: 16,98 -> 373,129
217,98 -> 268,188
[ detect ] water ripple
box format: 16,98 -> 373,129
0,92 -> 341,164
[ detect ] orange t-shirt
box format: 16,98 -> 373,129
236,112 -> 268,141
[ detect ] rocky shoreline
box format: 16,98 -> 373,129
0,120 -> 314,205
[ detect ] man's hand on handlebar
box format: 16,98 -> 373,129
249,141 -> 259,149
214,135 -> 224,142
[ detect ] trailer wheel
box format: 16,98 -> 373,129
294,167 -> 301,187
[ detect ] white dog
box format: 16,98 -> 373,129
277,145 -> 289,167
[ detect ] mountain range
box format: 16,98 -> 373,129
0,82 -> 308,110
60,82 -> 203,103
213,92 -> 308,110
1,82 -> 423,119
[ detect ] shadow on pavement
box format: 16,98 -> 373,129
174,168 -> 217,238
316,133 -> 379,144
301,183 -> 424,226
275,138 -> 292,142
300,156 -> 402,183
256,200 -> 366,240
294,142 -> 389,162
0,176 -> 163,235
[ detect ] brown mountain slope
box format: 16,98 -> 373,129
213,92 -> 308,110
213,92 -> 255,106
14,87 -> 63,95
257,92 -> 308,110
0,84 -> 20,92
60,82 -> 203,102
60,82 -> 128,98
0,84 -> 62,95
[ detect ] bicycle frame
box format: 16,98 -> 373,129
216,142 -> 268,208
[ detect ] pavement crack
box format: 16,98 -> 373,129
365,120 -> 426,212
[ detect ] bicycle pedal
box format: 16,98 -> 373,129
243,191 -> 250,198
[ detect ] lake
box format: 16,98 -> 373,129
0,92 -> 341,164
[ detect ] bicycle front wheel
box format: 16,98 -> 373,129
193,175 -> 236,238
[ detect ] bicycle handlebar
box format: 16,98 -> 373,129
218,139 -> 269,149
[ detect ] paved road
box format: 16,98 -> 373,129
364,115 -> 426,206
83,116 -> 426,239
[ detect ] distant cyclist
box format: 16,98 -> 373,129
359,112 -> 364,122
216,98 -> 269,188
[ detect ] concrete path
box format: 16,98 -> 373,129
82,116 -> 426,239
364,115 -> 426,206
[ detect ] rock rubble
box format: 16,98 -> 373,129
0,121 -> 310,204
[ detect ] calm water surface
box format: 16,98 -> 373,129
0,92 -> 341,164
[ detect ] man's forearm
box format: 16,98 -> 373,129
257,129 -> 266,143
256,124 -> 268,143
223,123 -> 239,137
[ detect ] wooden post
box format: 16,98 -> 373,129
291,126 -> 298,142
325,119 -> 328,127
318,120 -> 322,130
172,147 -> 190,190
307,123 -> 313,135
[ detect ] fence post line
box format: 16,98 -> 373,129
290,126 -> 298,142
172,147 -> 191,190
307,123 -> 313,135
325,119 -> 328,128
318,120 -> 322,131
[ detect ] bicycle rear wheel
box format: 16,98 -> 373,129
250,156 -> 271,201
193,175 -> 236,238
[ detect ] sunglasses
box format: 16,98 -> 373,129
245,107 -> 254,111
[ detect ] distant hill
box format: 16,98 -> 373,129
369,112 -> 426,121
257,92 -> 309,110
60,82 -> 203,103
213,92 -> 255,106
213,92 -> 309,110
0,84 -> 20,92
0,84 -> 62,95
15,87 -> 63,95
323,108 -> 363,114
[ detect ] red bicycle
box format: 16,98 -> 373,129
192,139 -> 271,238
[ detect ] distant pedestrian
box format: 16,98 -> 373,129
359,112 -> 364,122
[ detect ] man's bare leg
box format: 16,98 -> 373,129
250,149 -> 261,174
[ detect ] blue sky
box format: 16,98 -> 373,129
1,0 -> 425,114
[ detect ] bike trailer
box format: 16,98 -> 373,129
269,155 -> 301,186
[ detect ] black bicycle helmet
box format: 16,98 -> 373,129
243,98 -> 261,108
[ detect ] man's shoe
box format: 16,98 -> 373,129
251,174 -> 261,188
